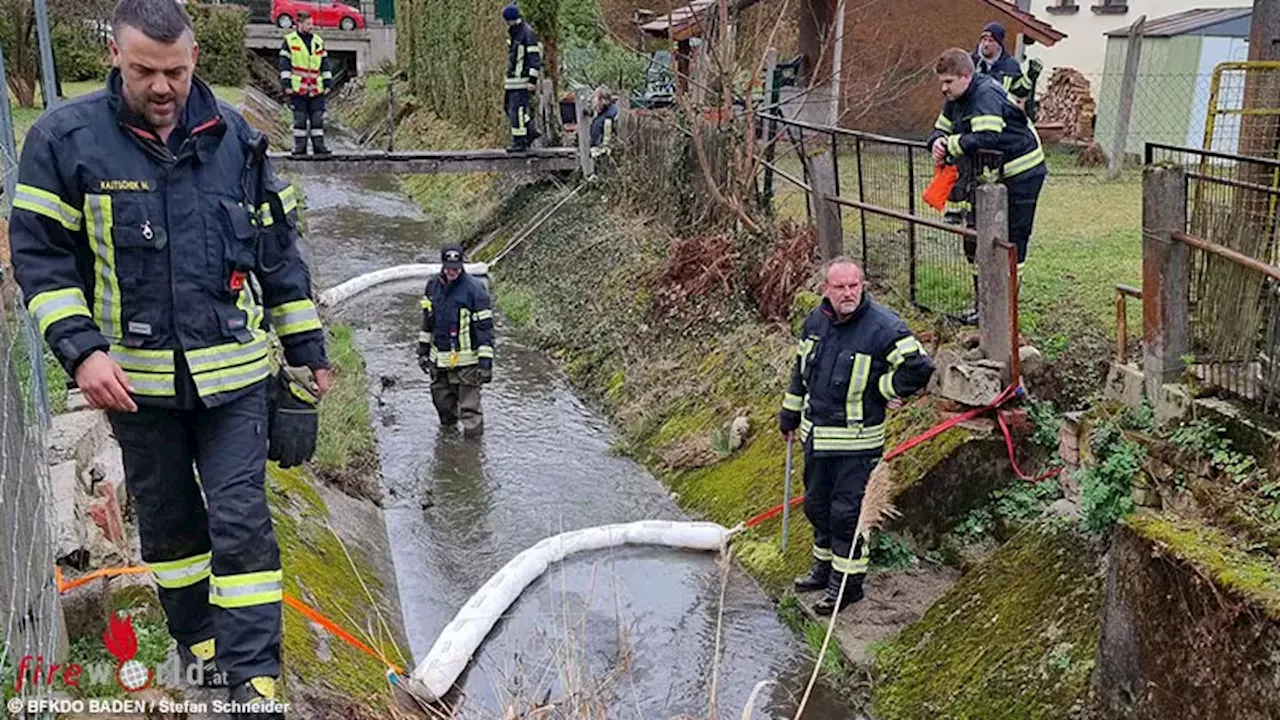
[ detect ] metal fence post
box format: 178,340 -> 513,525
0,35 -> 19,213
976,181 -> 1014,381
855,135 -> 867,266
906,145 -> 918,305
1142,164 -> 1191,398
34,0 -> 58,108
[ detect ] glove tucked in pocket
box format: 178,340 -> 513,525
267,369 -> 318,469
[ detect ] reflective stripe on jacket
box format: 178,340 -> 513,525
505,21 -> 542,90
10,69 -> 326,408
279,31 -> 331,96
779,296 -> 933,456
417,273 -> 494,369
928,74 -> 1046,183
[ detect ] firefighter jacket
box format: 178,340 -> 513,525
417,273 -> 494,370
928,74 -> 1046,185
279,31 -> 332,96
505,21 -> 542,90
10,69 -> 326,409
779,296 -> 933,456
971,49 -> 1031,100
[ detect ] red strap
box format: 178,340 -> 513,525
743,384 -> 1039,529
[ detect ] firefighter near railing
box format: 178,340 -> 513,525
755,113 -> 1021,381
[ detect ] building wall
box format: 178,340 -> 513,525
842,0 -> 1041,137
1094,35 -> 1202,158
1024,0 -> 1245,78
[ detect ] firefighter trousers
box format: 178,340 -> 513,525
504,89 -> 538,146
802,452 -> 877,578
290,94 -> 327,151
106,380 -> 282,686
430,366 -> 484,432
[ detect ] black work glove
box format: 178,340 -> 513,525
1028,58 -> 1043,80
479,359 -> 493,384
267,370 -> 318,469
417,353 -> 433,376
779,409 -> 801,435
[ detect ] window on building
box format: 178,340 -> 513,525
1046,0 -> 1079,16
1091,0 -> 1129,15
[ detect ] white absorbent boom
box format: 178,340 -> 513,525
403,520 -> 732,703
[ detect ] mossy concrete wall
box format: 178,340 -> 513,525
873,521 -> 1105,720
1096,513 -> 1280,720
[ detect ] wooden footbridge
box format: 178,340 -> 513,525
267,147 -> 583,176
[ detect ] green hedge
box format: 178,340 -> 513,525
189,3 -> 247,87
52,24 -> 109,82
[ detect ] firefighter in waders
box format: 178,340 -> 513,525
279,10 -> 332,156
418,246 -> 494,435
779,258 -> 933,615
502,4 -> 542,152
9,0 -> 330,715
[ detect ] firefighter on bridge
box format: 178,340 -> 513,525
930,47 -> 1047,326
279,10 -> 333,156
503,4 -> 542,152
418,245 -> 495,435
779,258 -> 934,616
9,0 -> 331,716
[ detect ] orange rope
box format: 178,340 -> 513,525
55,564 -> 403,676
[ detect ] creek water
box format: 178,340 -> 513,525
299,173 -> 857,719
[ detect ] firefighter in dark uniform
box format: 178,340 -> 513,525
502,4 -> 542,152
972,22 -> 1035,102
589,86 -> 619,158
9,0 -> 329,716
418,246 -> 494,435
930,48 -> 1047,326
279,10 -> 332,156
780,259 -> 933,615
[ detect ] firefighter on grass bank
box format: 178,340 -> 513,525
279,10 -> 332,156
418,246 -> 495,435
779,258 -> 933,615
9,0 -> 329,716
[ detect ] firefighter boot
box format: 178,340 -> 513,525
794,558 -> 831,593
229,677 -> 284,720
178,638 -> 227,688
291,135 -> 308,156
813,569 -> 865,616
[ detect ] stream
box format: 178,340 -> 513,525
299,173 -> 856,719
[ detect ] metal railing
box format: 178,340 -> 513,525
760,113 -> 977,319
1145,143 -> 1280,415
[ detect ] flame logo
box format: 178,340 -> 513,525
102,613 -> 153,692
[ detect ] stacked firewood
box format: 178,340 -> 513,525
1037,68 -> 1096,143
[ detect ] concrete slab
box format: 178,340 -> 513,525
48,460 -> 83,562
47,409 -> 108,470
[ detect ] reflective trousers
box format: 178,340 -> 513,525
107,380 -> 282,686
802,452 -> 876,578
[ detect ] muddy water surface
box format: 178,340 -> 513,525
299,174 -> 859,719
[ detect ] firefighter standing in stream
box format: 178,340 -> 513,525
502,4 -> 542,152
780,258 -> 933,615
8,0 -> 330,716
418,245 -> 495,435
279,10 -> 332,156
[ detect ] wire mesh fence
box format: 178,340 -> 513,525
1147,143 -> 1280,416
0,32 -> 61,713
765,119 -> 976,318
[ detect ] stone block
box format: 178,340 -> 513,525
1153,383 -> 1192,425
47,409 -> 108,470
936,359 -> 1006,407
1019,344 -> 1047,385
1103,362 -> 1144,409
48,460 -> 84,563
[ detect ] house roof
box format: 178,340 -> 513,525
1106,7 -> 1252,38
980,0 -> 1066,46
640,0 -> 1065,44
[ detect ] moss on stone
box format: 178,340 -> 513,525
1126,511 -> 1280,619
266,464 -> 402,709
872,520 -> 1104,720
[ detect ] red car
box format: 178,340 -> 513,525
271,0 -> 367,30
